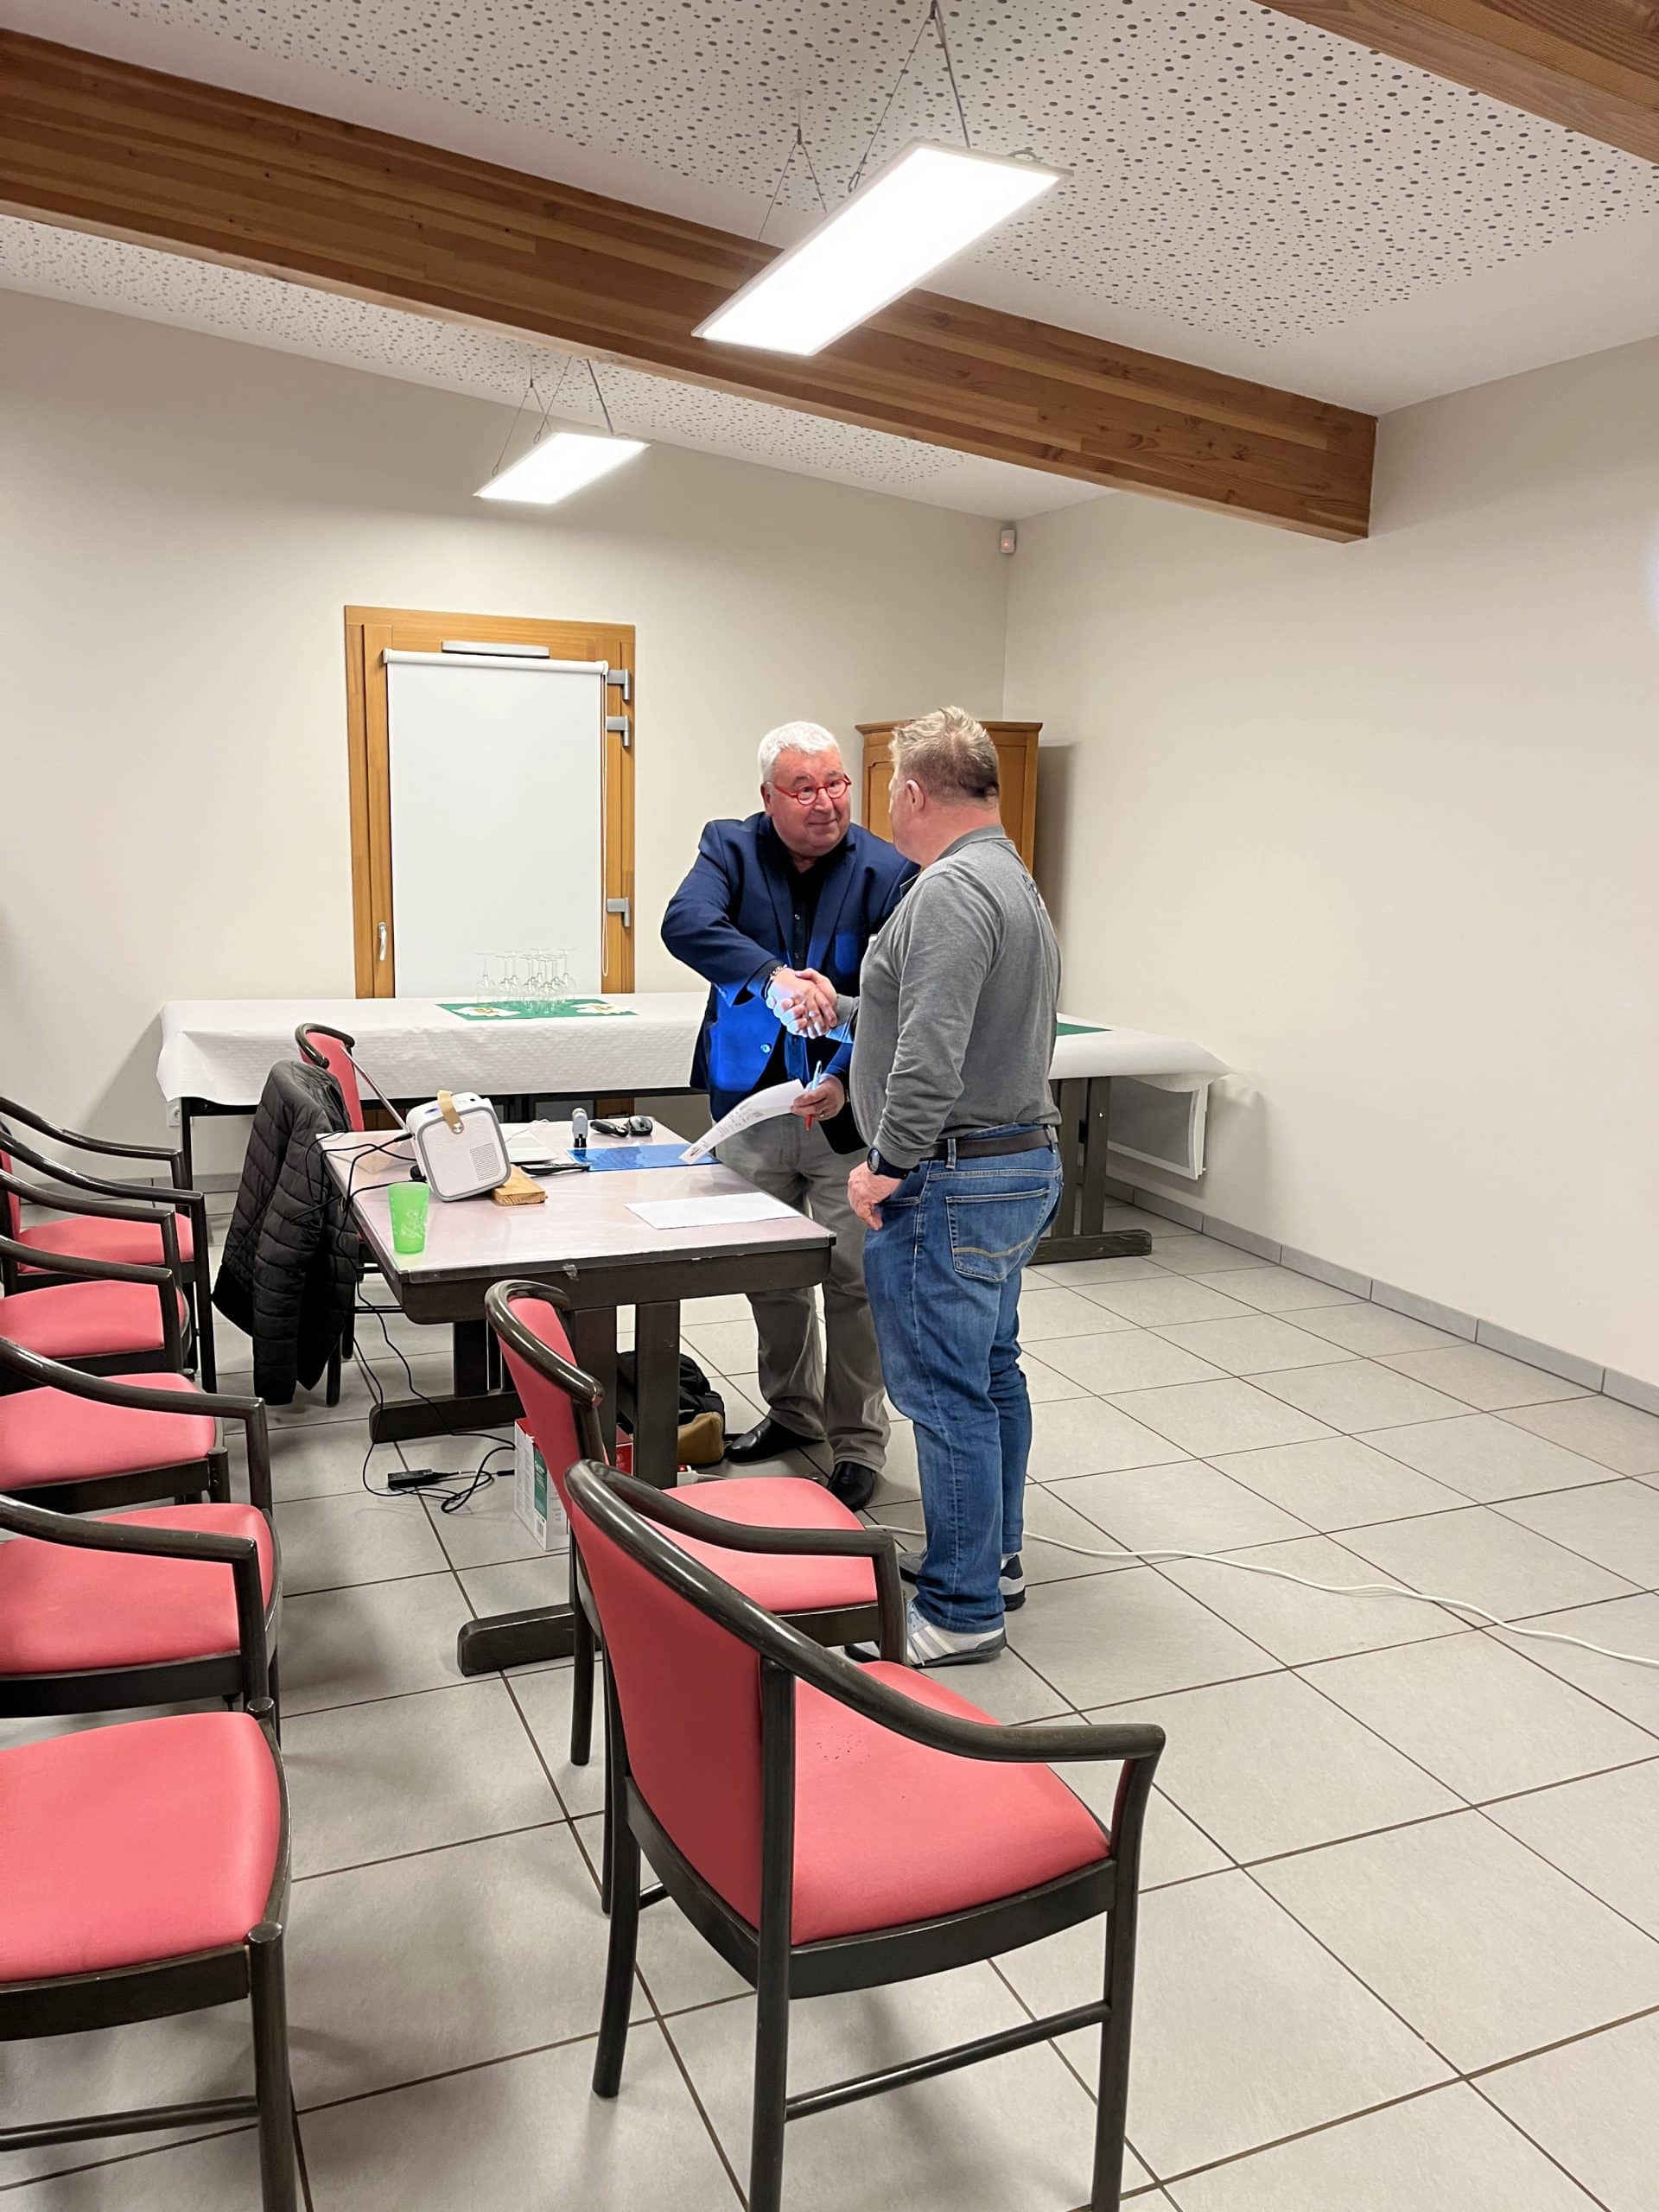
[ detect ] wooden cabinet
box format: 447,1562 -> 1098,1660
857,721 -> 1041,870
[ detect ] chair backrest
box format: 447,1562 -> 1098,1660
563,1461 -> 771,1925
294,1024 -> 364,1132
0,1144 -> 15,1240
487,1282 -> 609,1519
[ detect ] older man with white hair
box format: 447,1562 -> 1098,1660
662,721 -> 914,1508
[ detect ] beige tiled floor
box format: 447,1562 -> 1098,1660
7,1230 -> 1659,2209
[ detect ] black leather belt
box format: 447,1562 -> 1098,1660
925,1128 -> 1056,1162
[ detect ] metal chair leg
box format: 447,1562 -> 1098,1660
570,1605 -> 596,1767
248,1925 -> 298,2212
324,1341 -> 342,1408
194,1247 -> 219,1392
1090,1896 -> 1141,2211
747,1942 -> 791,2212
600,1688 -> 620,1917
592,1702 -> 639,2098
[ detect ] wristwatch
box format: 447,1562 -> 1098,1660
866,1145 -> 910,1181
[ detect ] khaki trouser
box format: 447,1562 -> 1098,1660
717,1114 -> 889,1471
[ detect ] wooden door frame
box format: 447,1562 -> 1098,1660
343,606 -> 636,997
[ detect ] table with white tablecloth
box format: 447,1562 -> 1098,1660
159,994 -> 1228,1261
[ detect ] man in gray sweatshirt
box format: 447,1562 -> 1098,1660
784,706 -> 1062,1665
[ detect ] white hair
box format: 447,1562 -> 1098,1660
759,721 -> 842,785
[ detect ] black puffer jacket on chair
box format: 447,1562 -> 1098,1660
213,1061 -> 356,1402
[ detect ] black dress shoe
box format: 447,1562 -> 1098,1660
723,1415 -> 821,1465
828,1461 -> 880,1512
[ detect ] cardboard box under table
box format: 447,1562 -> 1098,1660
320,1119 -> 831,1674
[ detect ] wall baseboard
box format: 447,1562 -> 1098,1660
1102,1184 -> 1649,1405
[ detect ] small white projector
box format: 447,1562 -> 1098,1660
404,1091 -> 511,1201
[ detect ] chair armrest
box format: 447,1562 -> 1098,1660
631,1479 -> 907,1658
0,1129 -> 205,1216
592,1465 -> 1155,1763
0,1489 -> 256,1563
0,1486 -> 274,1706
636,1484 -> 897,1560
0,1227 -> 175,1286
0,1166 -> 174,1226
0,1339 -> 274,1510
0,1093 -> 178,1165
779,1638 -> 1162,1768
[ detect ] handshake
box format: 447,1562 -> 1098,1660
765,965 -> 841,1039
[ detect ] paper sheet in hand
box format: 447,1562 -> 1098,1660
679,1081 -> 804,1162
629,1192 -> 798,1231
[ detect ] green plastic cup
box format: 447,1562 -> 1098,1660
387,1179 -> 429,1254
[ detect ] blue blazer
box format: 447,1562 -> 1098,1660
662,814 -> 914,1121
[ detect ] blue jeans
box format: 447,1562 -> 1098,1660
862,1128 -> 1063,1632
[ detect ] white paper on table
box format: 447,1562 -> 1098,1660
629,1192 -> 799,1231
506,1121 -> 567,1161
679,1081 -> 804,1162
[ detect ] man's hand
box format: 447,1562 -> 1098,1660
848,1160 -> 902,1231
791,1075 -> 846,1129
766,966 -> 840,1039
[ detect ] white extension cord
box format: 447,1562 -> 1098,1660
872,1523 -> 1659,1671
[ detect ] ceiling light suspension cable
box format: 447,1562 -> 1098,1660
474,353 -> 645,505
486,353 -> 575,482
584,356 -> 620,437
850,0 -> 972,193
759,105 -> 830,242
697,1 -> 1059,357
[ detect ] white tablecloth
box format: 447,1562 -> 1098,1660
158,995 -> 1228,1109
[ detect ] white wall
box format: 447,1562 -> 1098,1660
1007,335 -> 1659,1383
7,289 -> 1654,1382
0,291 -> 1007,1167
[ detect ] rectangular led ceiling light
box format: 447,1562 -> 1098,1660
475,431 -> 647,505
696,143 -> 1063,356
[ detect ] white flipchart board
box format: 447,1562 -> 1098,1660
385,652 -> 607,997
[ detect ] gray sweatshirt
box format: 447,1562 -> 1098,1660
844,825 -> 1061,1171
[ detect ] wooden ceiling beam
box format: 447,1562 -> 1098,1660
1250,2 -> 1659,163
0,31 -> 1375,539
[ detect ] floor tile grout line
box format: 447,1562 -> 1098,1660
1235,1827 -> 1659,2139
562,1785 -> 747,2204
283,1659 -> 570,1723
0,2111 -> 319,2202
1475,1748 -> 1659,1815
1461,1995 -> 1659,2085
1485,1422 -> 1655,1483
293,1815 -> 572,1888
1484,1485 -> 1657,1586
980,1949 -> 1160,2186
501,1662 -> 590,1824
1140,2070 -> 1568,2202
292,2021 -> 648,2124
1461,1800 -> 1659,1956
1232,1854 -> 1467,2083
1459,2075 -> 1618,2212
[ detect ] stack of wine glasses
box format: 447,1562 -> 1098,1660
476,950 -> 574,1006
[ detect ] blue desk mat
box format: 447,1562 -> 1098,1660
571,1144 -> 712,1173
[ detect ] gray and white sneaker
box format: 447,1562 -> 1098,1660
901,1599 -> 1006,1669
897,1548 -> 1027,1611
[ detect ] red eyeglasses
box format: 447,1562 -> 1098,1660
773,775 -> 851,807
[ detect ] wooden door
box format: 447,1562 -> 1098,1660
857,720 -> 1042,870
344,607 -> 635,996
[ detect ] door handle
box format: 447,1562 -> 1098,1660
377,921 -> 388,962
